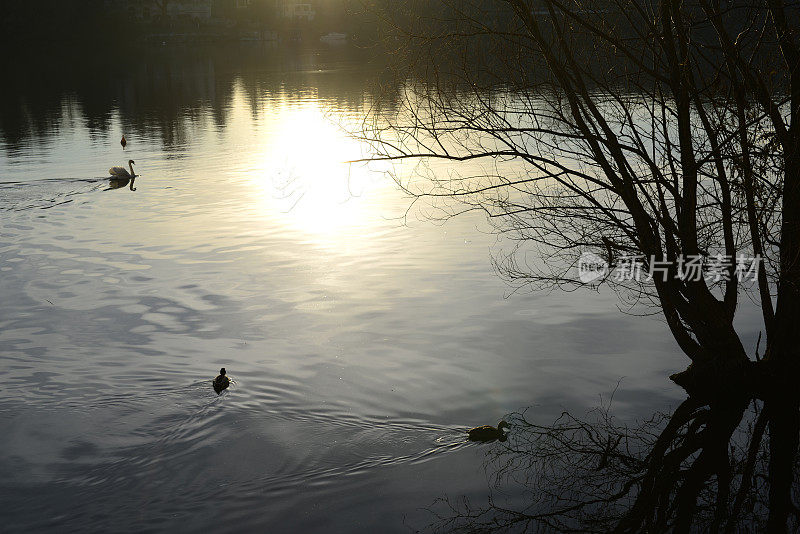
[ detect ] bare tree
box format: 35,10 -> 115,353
358,0 -> 800,530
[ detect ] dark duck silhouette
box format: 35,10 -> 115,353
212,368 -> 230,394
467,420 -> 510,442
120,135 -> 127,149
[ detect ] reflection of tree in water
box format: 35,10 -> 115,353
428,397 -> 797,533
0,44 -> 394,156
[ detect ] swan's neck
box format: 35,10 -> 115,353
129,162 -> 136,177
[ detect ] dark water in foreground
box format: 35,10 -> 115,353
0,45 -> 691,532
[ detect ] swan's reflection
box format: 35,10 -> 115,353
106,176 -> 136,191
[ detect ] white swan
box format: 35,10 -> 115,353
109,159 -> 136,179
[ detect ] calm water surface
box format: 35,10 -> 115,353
1,45 -> 689,532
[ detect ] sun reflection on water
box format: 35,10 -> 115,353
237,95 -> 393,248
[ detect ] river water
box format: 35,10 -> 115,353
0,44 -> 689,532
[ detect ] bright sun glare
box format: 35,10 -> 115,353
252,104 -> 389,246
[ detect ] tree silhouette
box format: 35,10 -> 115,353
358,0 -> 800,530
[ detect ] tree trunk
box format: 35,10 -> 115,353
767,399 -> 799,532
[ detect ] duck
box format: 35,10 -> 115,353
212,367 -> 230,394
120,135 -> 127,149
467,420 -> 510,442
